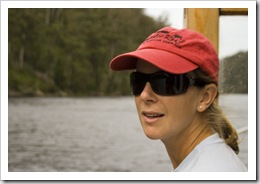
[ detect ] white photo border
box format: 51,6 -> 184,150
1,0 -> 256,181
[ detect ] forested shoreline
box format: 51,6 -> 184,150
8,9 -> 248,97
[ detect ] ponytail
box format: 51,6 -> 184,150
191,69 -> 240,154
205,99 -> 239,154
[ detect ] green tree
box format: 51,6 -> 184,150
8,8 -> 167,96
219,51 -> 248,93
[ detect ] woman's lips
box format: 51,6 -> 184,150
142,111 -> 164,124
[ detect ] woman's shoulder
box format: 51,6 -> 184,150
190,134 -> 247,172
175,134 -> 247,172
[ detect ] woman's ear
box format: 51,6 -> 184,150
197,84 -> 218,112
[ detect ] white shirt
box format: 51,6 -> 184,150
173,133 -> 247,172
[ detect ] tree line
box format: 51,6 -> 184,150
8,8 -> 247,96
219,51 -> 248,94
8,8 -> 167,96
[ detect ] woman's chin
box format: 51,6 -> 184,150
144,130 -> 162,140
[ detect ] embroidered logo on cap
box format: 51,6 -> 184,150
142,30 -> 185,48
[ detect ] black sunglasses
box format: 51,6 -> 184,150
130,71 -> 206,96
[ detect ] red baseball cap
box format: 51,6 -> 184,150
109,27 -> 219,83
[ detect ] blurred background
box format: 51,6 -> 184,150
8,8 -> 248,172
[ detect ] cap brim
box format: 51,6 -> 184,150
109,48 -> 199,74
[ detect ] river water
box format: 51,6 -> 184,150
8,94 -> 248,172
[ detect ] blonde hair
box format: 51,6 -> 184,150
191,69 -> 240,154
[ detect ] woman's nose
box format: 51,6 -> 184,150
140,82 -> 157,104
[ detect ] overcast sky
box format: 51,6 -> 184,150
144,8 -> 248,59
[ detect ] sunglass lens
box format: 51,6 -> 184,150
150,74 -> 171,95
130,72 -> 192,96
130,72 -> 147,96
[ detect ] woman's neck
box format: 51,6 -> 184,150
162,121 -> 214,169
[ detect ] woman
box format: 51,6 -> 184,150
109,27 -> 247,172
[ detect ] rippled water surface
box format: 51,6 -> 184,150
8,94 -> 248,171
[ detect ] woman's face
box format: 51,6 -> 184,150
134,60 -> 203,142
